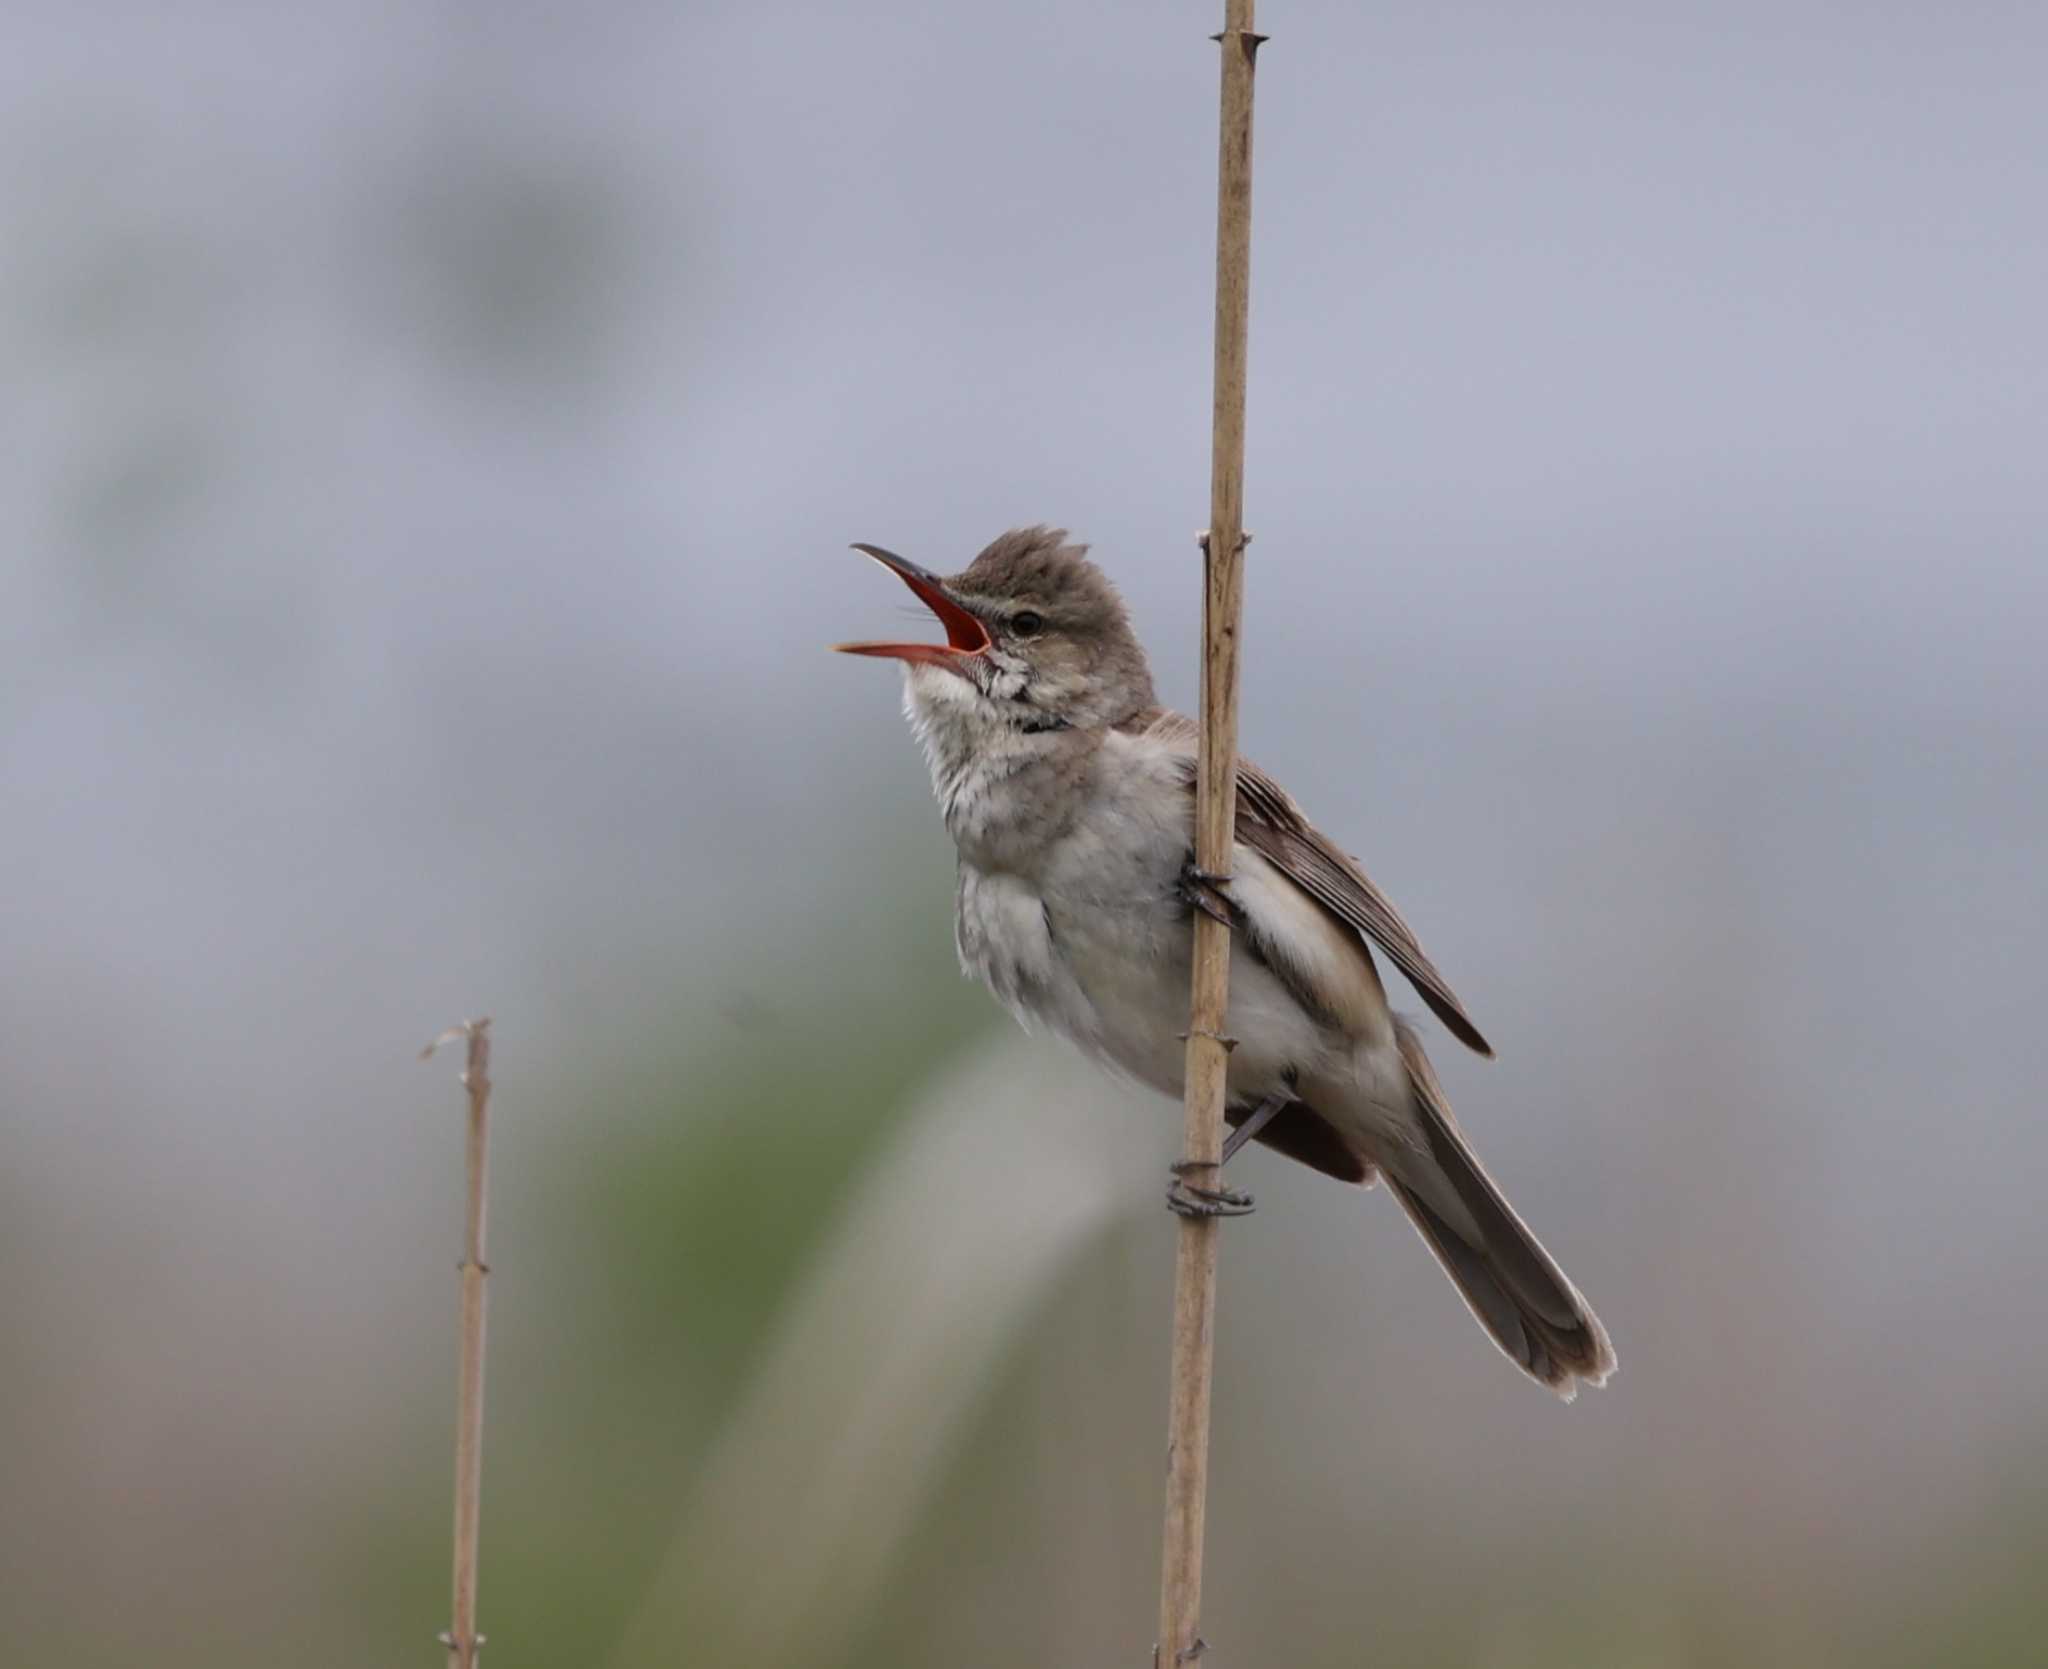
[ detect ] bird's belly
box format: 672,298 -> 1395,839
1040,883 -> 1336,1108
954,866 -> 1101,1048
1046,899 -> 1192,1093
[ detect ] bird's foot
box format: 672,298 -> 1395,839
1166,1160 -> 1255,1218
1177,860 -> 1236,927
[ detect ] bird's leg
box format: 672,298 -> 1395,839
1176,855 -> 1236,927
1220,1090 -> 1289,1165
1165,1091 -> 1289,1218
1164,872 -> 1274,1217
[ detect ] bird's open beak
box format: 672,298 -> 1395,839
833,543 -> 992,666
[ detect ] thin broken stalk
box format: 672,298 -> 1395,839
1158,3 -> 1261,1665
423,1018 -> 494,1669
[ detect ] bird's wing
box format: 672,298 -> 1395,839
1138,708 -> 1494,1058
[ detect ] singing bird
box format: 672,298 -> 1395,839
837,526 -> 1614,1398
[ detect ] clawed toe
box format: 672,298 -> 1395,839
1177,860 -> 1236,927
1166,1162 -> 1255,1218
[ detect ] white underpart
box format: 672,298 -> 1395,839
903,664 -> 1428,1167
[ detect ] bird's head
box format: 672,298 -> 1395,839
835,525 -> 1156,734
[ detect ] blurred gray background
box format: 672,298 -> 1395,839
4,2 -> 2043,1664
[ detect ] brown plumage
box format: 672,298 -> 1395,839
841,525 -> 1615,1397
1133,708 -> 1493,1057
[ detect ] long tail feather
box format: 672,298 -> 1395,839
1383,1020 -> 1616,1399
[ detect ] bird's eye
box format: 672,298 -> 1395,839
1011,610 -> 1044,638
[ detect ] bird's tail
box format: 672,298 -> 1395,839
1380,1020 -> 1616,1399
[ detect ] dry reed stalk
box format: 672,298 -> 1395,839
422,1018 -> 494,1669
1157,3 -> 1264,1663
